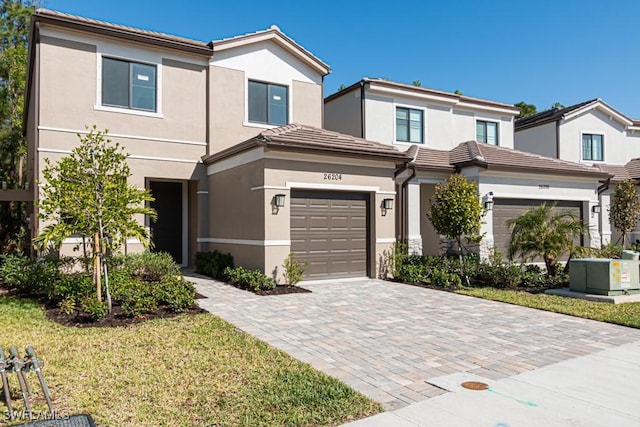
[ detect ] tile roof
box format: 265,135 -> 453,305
408,146 -> 453,172
203,123 -> 409,164
448,141 -> 610,178
514,99 -> 598,130
626,158 -> 640,180
34,8 -> 212,55
596,164 -> 631,182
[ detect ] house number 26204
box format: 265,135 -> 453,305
323,173 -> 342,181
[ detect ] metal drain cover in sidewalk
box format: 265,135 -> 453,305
460,381 -> 489,390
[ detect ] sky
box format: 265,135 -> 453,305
43,0 -> 640,117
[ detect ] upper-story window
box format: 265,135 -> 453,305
396,107 -> 423,143
582,134 -> 603,161
248,80 -> 288,126
102,57 -> 157,112
476,120 -> 498,145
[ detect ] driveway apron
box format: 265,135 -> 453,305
189,274 -> 640,410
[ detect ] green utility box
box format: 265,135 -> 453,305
569,259 -> 640,295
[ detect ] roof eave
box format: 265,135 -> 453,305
34,12 -> 213,56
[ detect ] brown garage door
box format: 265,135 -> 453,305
291,190 -> 368,280
493,199 -> 583,260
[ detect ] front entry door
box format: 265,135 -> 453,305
149,181 -> 183,264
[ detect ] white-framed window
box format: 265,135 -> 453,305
582,134 -> 603,161
476,120 -> 498,145
102,57 -> 157,112
396,107 -> 423,143
248,80 -> 288,126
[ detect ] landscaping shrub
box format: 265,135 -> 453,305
472,262 -> 521,289
519,264 -> 548,289
119,281 -> 158,318
430,267 -> 462,289
155,275 -> 196,313
112,252 -> 180,282
282,253 -> 307,286
396,263 -> 426,283
81,297 -> 109,320
0,254 -> 62,294
224,266 -> 276,292
44,272 -> 93,301
195,250 -> 234,280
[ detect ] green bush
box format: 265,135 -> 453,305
396,263 -> 426,283
111,252 -> 181,282
430,268 -> 462,289
195,251 -> 234,280
81,297 -> 109,320
0,254 -> 62,294
224,266 -> 276,292
118,280 -> 158,318
519,264 -> 547,289
44,273 -> 93,301
282,253 -> 307,286
155,275 -> 196,313
473,262 -> 522,289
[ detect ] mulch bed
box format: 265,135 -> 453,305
223,282 -> 312,296
44,304 -> 207,328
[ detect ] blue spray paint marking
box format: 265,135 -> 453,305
488,387 -> 538,407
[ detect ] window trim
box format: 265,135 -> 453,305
476,120 -> 499,145
581,132 -> 604,162
394,105 -> 424,144
246,79 -> 289,127
95,54 -> 163,118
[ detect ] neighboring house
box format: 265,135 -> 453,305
25,9 -> 405,280
514,99 -> 640,245
325,80 -> 609,256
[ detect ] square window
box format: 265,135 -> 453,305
396,107 -> 423,143
102,57 -> 156,112
248,80 -> 288,126
476,120 -> 498,145
582,134 -> 603,161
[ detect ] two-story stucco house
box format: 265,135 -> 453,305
25,9 -> 407,280
325,79 -> 609,257
514,99 -> 640,244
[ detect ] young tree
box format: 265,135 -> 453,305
609,179 -> 640,246
0,0 -> 36,253
35,127 -> 157,302
427,174 -> 484,252
427,174 -> 484,283
507,203 -> 586,276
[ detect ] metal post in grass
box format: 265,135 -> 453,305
25,347 -> 54,418
0,348 -> 14,421
8,347 -> 32,420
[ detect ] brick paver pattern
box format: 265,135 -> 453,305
189,274 -> 640,410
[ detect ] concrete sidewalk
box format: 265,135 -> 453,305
343,340 -> 640,426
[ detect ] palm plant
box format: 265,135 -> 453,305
507,203 -> 587,276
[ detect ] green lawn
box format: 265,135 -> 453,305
0,297 -> 381,426
456,287 -> 640,328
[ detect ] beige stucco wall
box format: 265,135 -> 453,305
292,80 -> 322,127
324,88 -> 363,138
420,183 -> 440,255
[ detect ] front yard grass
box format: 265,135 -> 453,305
456,287 -> 640,329
0,297 -> 381,426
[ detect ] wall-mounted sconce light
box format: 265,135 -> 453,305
592,205 -> 601,214
483,191 -> 494,210
274,194 -> 286,208
382,198 -> 394,210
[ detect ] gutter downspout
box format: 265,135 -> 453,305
555,120 -> 561,158
394,162 -> 417,246
360,81 -> 366,139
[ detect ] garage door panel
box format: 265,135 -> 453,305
291,191 -> 368,279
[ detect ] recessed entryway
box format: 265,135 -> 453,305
149,180 -> 186,265
290,190 -> 368,280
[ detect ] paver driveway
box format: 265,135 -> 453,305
189,274 -> 640,410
